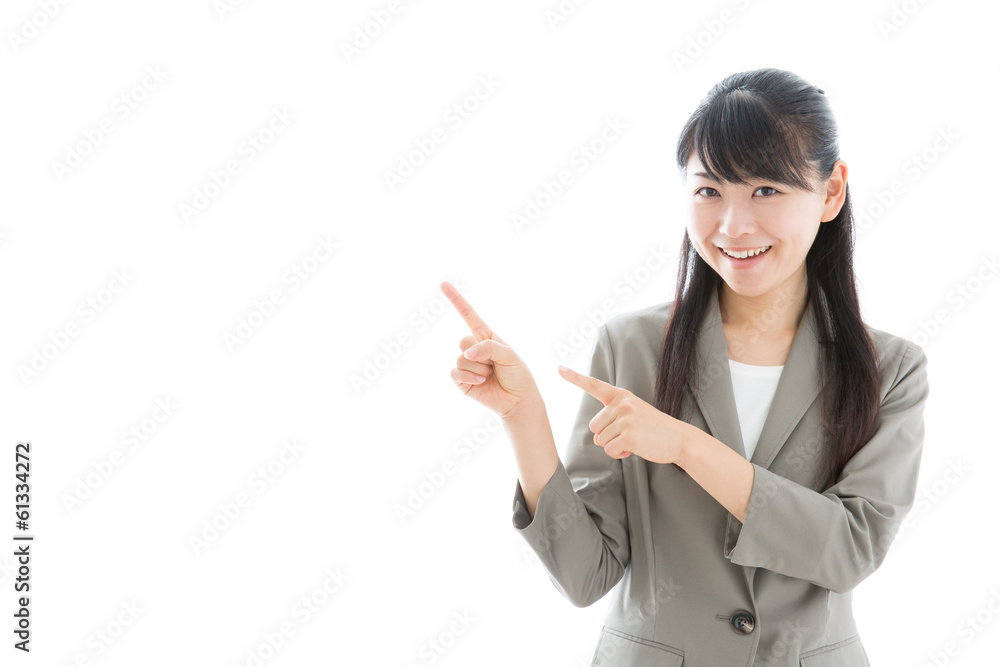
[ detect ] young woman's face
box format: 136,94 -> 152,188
684,152 -> 844,301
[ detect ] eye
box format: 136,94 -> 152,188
695,185 -> 779,198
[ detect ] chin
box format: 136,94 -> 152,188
721,279 -> 772,298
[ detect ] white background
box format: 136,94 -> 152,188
1,0 -> 998,665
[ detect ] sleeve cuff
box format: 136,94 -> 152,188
723,462 -> 764,562
511,457 -> 575,532
723,463 -> 835,575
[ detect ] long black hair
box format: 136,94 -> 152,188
655,67 -> 880,491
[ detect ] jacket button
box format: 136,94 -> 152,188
730,610 -> 755,634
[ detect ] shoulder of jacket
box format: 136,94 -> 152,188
602,300 -> 673,343
863,323 -> 928,393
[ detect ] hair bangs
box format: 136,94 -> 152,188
693,90 -> 817,192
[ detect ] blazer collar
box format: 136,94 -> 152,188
688,282 -> 828,469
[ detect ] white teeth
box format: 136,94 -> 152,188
722,245 -> 771,259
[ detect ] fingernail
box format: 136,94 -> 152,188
466,348 -> 478,359
558,364 -> 568,373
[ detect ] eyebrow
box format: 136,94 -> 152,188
692,171 -> 788,188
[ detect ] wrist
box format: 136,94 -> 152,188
675,423 -> 701,471
501,394 -> 545,425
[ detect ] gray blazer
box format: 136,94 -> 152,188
512,285 -> 929,666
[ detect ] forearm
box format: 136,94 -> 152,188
502,397 -> 559,521
676,425 -> 754,523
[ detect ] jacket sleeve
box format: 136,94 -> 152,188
723,342 -> 930,594
510,323 -> 630,608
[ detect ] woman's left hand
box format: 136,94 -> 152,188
557,364 -> 692,464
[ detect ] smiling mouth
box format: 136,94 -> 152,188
718,245 -> 772,259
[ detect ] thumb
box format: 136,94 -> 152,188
465,338 -> 518,366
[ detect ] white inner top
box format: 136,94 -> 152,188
728,359 -> 784,461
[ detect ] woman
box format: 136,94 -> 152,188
442,67 -> 929,666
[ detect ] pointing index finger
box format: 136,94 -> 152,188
440,281 -> 495,342
558,364 -> 619,406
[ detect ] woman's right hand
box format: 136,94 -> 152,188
441,281 -> 541,421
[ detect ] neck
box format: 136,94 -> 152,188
718,271 -> 809,336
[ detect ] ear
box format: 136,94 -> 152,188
820,160 -> 848,223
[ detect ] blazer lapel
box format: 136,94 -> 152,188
688,284 -> 827,470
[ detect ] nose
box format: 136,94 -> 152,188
718,200 -> 758,239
